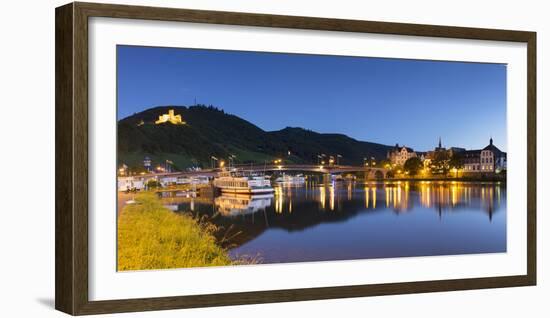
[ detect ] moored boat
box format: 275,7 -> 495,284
275,173 -> 306,184
214,169 -> 274,194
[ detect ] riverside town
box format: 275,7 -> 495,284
116,45 -> 507,271
118,111 -> 506,192
116,106 -> 507,271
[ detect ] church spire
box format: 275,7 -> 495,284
490,136 -> 493,145
438,137 -> 442,149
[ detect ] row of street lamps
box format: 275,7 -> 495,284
363,157 -> 376,167
135,154 -> 383,172
317,154 -> 343,166
118,158 -> 174,176
211,154 -> 238,169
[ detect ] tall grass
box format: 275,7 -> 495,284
117,192 -> 232,271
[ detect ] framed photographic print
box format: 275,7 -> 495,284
55,2 -> 536,315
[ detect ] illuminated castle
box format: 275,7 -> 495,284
155,109 -> 186,125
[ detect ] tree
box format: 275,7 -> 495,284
404,157 -> 423,176
377,159 -> 392,169
430,150 -> 450,175
448,153 -> 464,177
145,179 -> 161,189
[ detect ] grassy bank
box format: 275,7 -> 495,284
117,192 -> 232,271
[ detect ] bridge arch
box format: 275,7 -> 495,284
374,170 -> 385,180
366,169 -> 388,180
364,169 -> 388,180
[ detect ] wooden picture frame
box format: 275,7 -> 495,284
55,2 -> 536,315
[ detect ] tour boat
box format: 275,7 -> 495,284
214,169 -> 274,194
275,173 -> 306,184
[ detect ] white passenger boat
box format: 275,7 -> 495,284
213,169 -> 274,194
275,173 -> 306,184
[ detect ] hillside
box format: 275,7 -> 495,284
117,105 -> 392,171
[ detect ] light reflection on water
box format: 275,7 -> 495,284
162,181 -> 506,264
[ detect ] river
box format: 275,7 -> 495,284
159,180 -> 506,264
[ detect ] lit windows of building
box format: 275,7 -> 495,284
387,144 -> 417,166
462,138 -> 506,174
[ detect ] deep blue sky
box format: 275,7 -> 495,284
118,45 -> 506,151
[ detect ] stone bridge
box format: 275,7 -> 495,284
122,164 -> 389,185
235,164 -> 389,179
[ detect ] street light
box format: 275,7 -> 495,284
229,154 -> 236,167
210,156 -> 218,169
165,159 -> 173,173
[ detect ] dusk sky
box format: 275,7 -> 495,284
117,45 -> 507,152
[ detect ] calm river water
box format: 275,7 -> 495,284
160,180 -> 506,264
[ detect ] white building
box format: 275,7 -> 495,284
463,138 -> 506,173
387,144 -> 417,166
117,177 -> 145,192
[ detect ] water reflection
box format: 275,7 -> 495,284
164,181 -> 506,263
163,181 -> 504,224
272,181 -> 503,218
215,194 -> 273,216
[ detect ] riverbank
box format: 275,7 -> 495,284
117,192 -> 232,271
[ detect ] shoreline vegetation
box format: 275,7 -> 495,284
117,192 -> 234,271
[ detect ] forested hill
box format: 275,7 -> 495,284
117,105 -> 392,170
